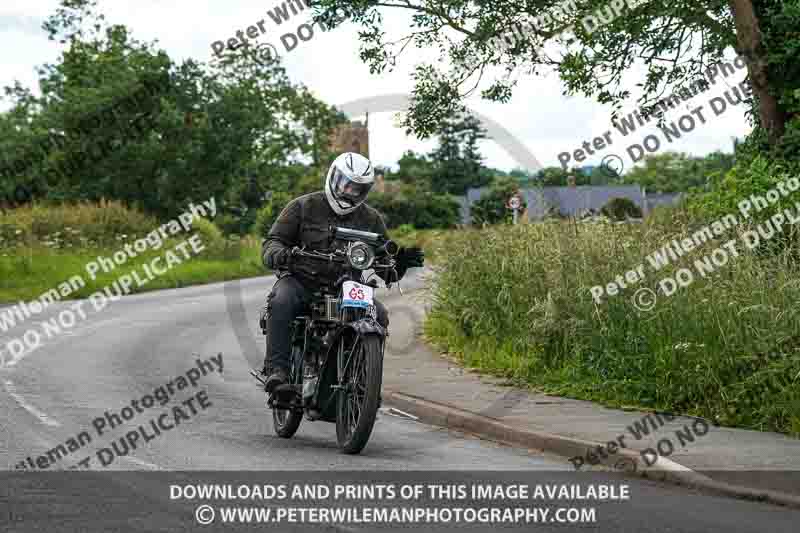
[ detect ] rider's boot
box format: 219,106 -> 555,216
264,367 -> 289,394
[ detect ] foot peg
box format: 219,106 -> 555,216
268,384 -> 302,410
250,369 -> 267,387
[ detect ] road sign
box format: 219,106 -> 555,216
507,193 -> 522,225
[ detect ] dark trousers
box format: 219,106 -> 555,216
264,275 -> 389,372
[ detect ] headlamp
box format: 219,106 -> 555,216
347,241 -> 375,270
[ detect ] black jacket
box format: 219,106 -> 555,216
262,191 -> 392,288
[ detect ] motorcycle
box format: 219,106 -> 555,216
251,227 -> 402,454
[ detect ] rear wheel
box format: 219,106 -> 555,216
272,344 -> 303,438
336,335 -> 384,454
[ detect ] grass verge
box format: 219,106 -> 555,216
423,220 -> 800,436
1,236 -> 265,303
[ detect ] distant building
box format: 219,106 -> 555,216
373,172 -> 403,195
329,119 -> 369,158
644,191 -> 683,213
461,185 -> 681,224
373,171 -> 386,194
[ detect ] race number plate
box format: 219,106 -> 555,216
341,281 -> 374,308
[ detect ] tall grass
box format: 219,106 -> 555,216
425,217 -> 800,436
1,202 -> 266,302
0,200 -> 157,248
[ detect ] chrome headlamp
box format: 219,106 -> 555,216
347,241 -> 375,270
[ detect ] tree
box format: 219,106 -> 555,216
508,167 -> 538,187
312,0 -> 798,153
393,150 -> 436,186
0,0 -> 345,223
428,111 -> 491,195
535,166 -> 588,186
589,164 -> 621,185
369,184 -> 462,229
620,151 -> 735,192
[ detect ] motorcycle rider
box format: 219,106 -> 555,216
260,152 -> 425,393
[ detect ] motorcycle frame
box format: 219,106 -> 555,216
286,284 -> 387,423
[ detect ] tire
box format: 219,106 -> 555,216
273,406 -> 302,438
336,335 -> 384,454
272,344 -> 303,439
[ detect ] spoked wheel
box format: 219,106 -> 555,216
272,345 -> 303,438
336,335 -> 384,454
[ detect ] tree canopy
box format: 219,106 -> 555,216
312,0 -> 798,159
386,111 -> 492,195
619,150 -> 735,192
0,0 -> 346,221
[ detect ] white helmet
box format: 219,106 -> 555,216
324,152 -> 375,215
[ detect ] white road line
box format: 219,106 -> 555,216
650,455 -> 698,472
380,407 -> 419,421
123,455 -> 161,470
4,379 -> 61,427
9,414 -> 162,471
1,317 -> 124,369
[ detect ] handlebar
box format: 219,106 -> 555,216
290,246 -> 396,270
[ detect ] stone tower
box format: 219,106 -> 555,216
329,117 -> 369,158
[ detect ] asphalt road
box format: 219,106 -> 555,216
1,272 -> 799,532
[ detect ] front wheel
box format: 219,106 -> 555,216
273,404 -> 302,438
336,335 -> 384,454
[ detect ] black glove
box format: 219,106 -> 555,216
398,246 -> 425,268
274,246 -> 300,269
394,246 -> 425,280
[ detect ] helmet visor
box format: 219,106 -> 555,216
330,168 -> 373,207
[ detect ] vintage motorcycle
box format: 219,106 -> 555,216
251,227 -> 402,454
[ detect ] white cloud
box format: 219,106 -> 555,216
1,0 -> 752,173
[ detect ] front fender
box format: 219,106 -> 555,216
347,316 -> 387,338
315,318 -> 386,421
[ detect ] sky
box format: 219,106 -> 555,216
0,0 -> 752,174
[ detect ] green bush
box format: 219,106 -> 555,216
0,200 -> 157,249
189,217 -> 226,257
255,192 -> 293,238
601,197 -> 643,220
686,156 -> 796,223
369,189 -> 460,229
392,223 -> 416,237
470,176 -> 526,226
215,213 -> 243,237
